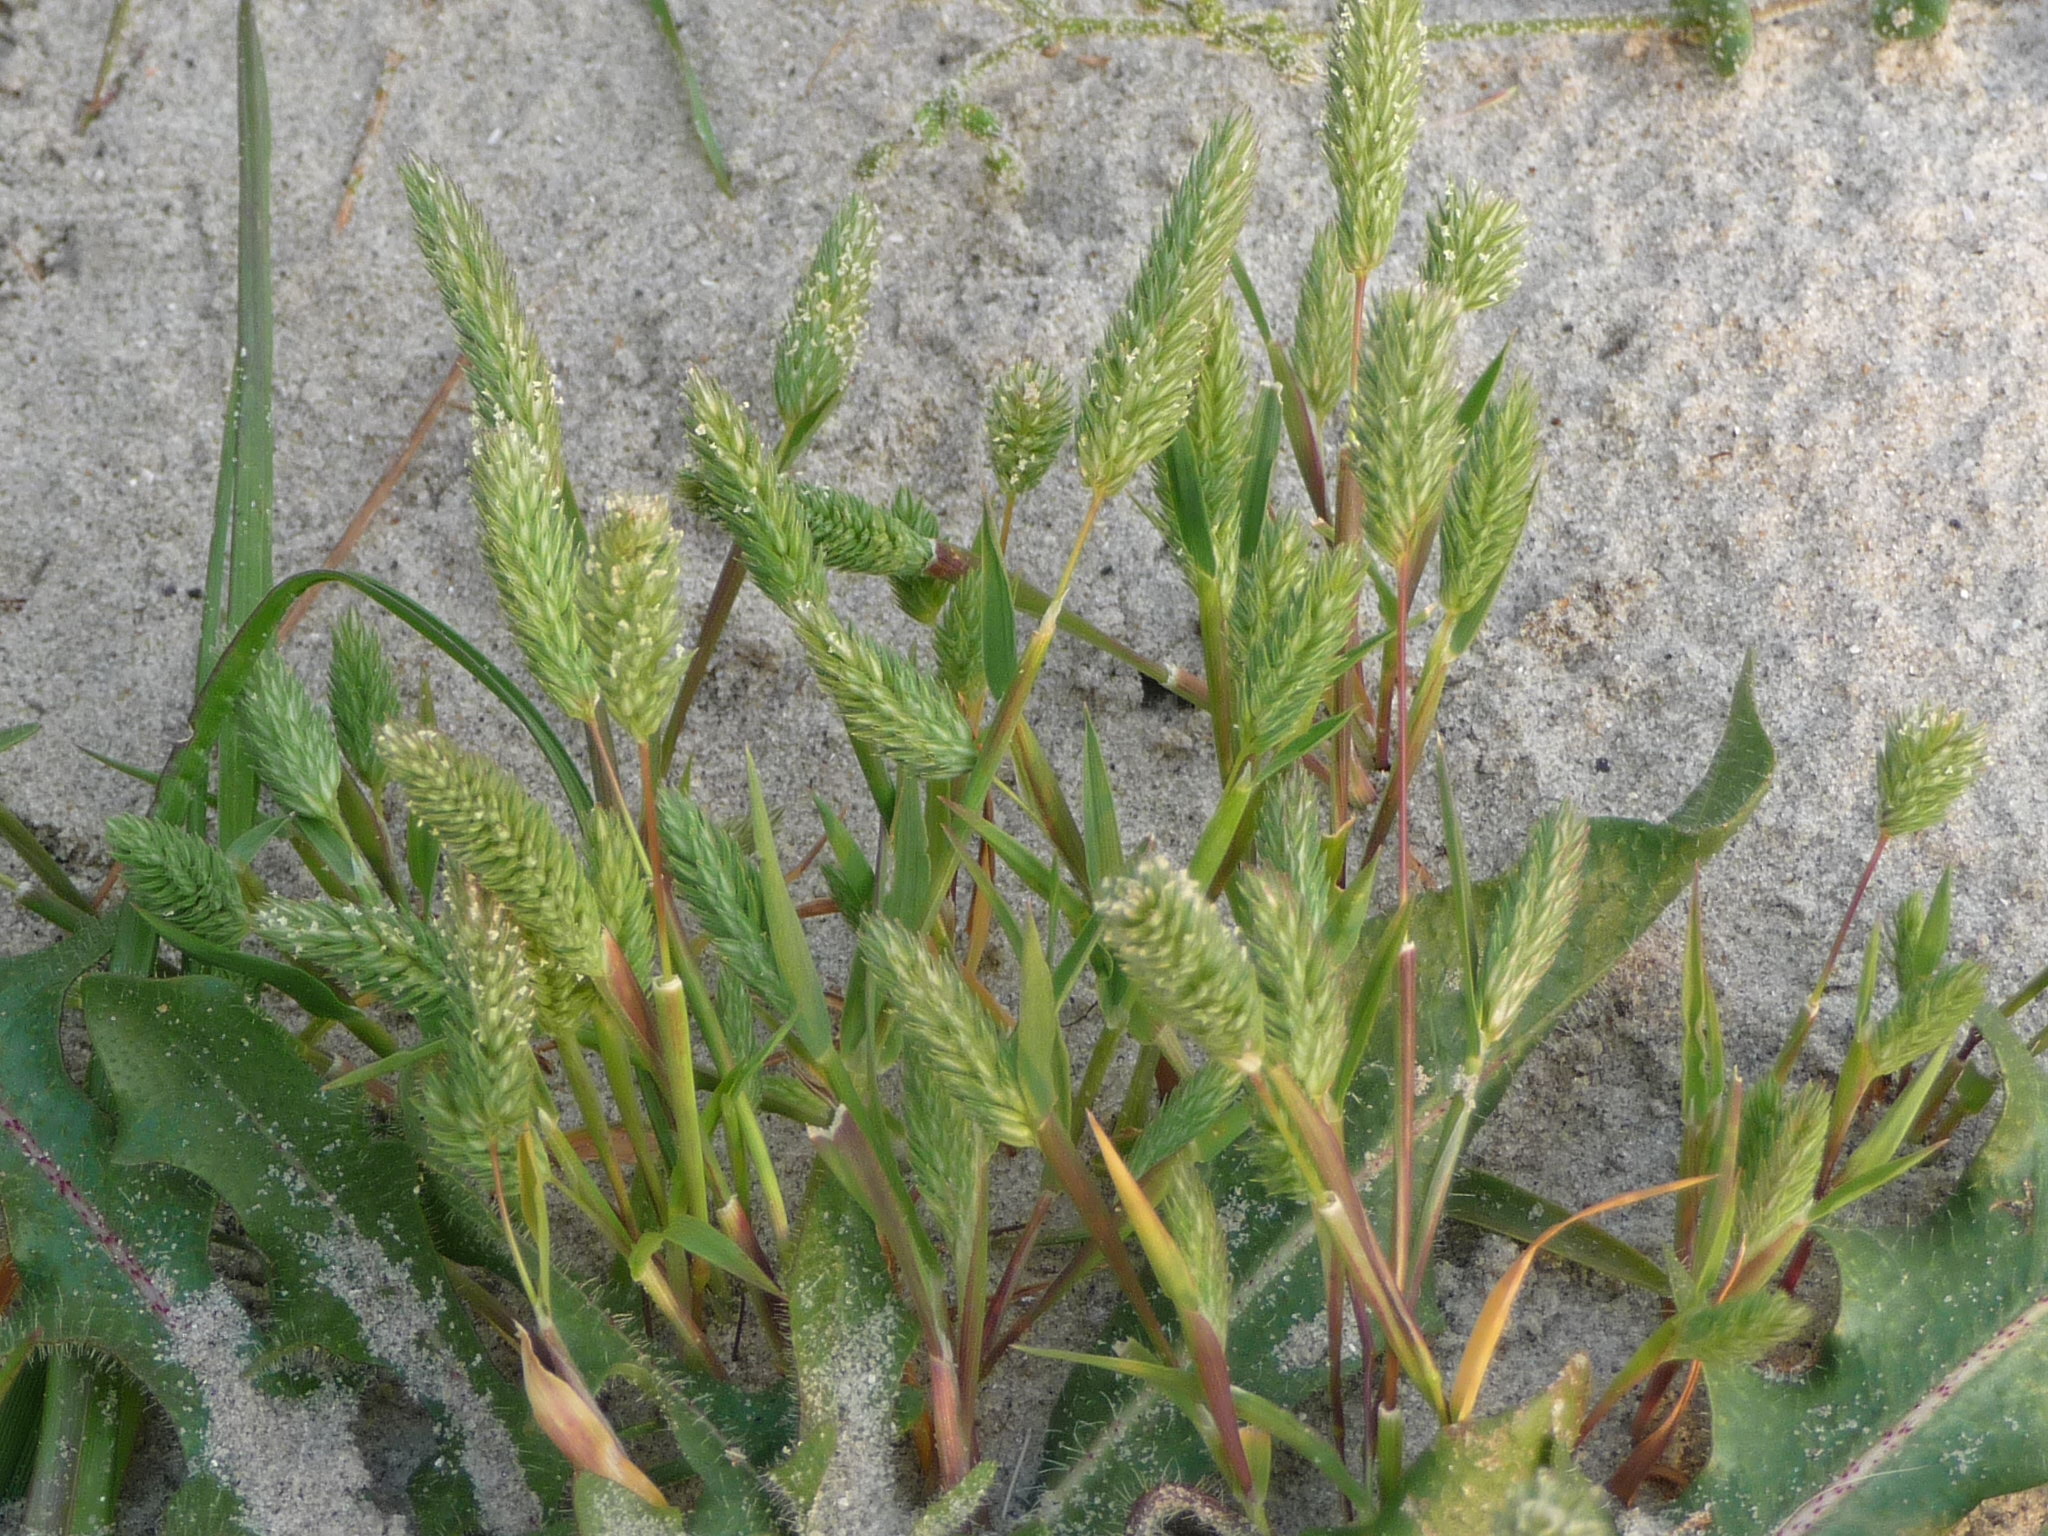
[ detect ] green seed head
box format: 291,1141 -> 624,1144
1160,1160 -> 1232,1341
986,359 -> 1074,504
1290,222 -> 1355,420
1877,705 -> 1987,838
1322,0 -> 1423,278
1440,374 -> 1542,651
790,482 -> 939,577
255,896 -> 452,1022
1079,115 -> 1259,499
860,916 -> 1037,1148
1479,804 -> 1589,1046
774,195 -> 883,442
240,651 -> 345,824
886,489 -> 953,624
1254,768 -> 1332,935
106,815 -> 248,946
656,787 -> 790,1016
1669,1290 -> 1812,1373
1242,870 -> 1344,1102
934,559 -> 988,701
586,807 -> 656,985
903,1050 -> 986,1258
791,604 -> 977,779
1863,961 -> 1985,1076
1738,1078 -> 1829,1254
420,875 -> 542,1168
1100,856 -> 1265,1064
579,495 -> 689,744
379,723 -> 605,978
1423,181 -> 1528,313
679,370 -> 829,612
402,158 -> 565,489
472,427 -> 600,723
328,610 -> 401,792
1231,522 -> 1366,757
1352,284 -> 1465,575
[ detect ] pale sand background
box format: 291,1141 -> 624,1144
2,0 -> 2046,1528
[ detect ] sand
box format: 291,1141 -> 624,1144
3,0 -> 2046,1529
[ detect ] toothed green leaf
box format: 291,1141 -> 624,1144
81,972 -> 549,1530
1682,1012 -> 2048,1534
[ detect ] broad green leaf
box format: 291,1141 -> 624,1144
1358,1361 -> 1610,1536
1031,664 -> 1774,1533
81,972 -> 549,1530
1682,1013 -> 2048,1534
0,928 -> 217,1469
0,723 -> 38,754
778,1168 -> 917,1524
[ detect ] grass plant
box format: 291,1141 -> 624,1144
0,1 -> 2038,1533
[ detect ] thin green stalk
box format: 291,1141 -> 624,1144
591,998 -> 671,1228
1391,581 -> 1418,1292
551,1025 -> 638,1237
1775,834 -> 1889,1081
1194,575 -> 1237,780
1359,625 -> 1453,864
955,1159 -> 992,1456
654,978 -> 708,1227
1035,1113 -> 1176,1363
79,0 -> 136,130
642,0 -> 734,196
657,541 -> 746,776
1074,1021 -> 1127,1141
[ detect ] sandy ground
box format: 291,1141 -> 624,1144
3,0 -> 2047,1530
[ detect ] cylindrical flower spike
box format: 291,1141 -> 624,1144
1078,115 -> 1259,499
1422,181 -> 1528,313
774,194 -> 882,446
986,359 -> 1074,504
379,723 -> 605,978
678,370 -> 829,612
328,609 -> 401,792
106,815 -> 248,946
860,916 -> 1038,1148
1289,223 -> 1354,420
1876,705 -> 1987,839
1322,0 -> 1423,279
471,427 -> 600,723
1099,856 -> 1265,1065
1479,804 -> 1589,1046
579,495 -> 688,745
239,651 -> 344,824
